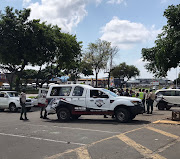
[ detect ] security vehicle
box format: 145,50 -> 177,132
45,84 -> 144,123
0,91 -> 34,112
155,89 -> 180,110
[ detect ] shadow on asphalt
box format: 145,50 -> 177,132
0,107 -> 40,113
43,118 -> 151,125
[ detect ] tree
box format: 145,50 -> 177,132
0,7 -> 56,90
142,4 -> 180,77
21,69 -> 37,85
0,7 -> 82,89
85,39 -> 115,87
111,62 -> 140,86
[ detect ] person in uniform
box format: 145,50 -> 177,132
147,90 -> 156,114
20,89 -> 28,120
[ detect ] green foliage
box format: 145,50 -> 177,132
85,39 -> 115,87
111,62 -> 140,80
142,4 -> 180,77
0,6 -> 82,89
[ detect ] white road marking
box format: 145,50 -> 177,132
0,132 -> 86,146
27,124 -> 121,134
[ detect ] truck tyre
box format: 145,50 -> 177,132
71,115 -> 81,120
130,114 -> 136,120
9,103 -> 18,112
157,103 -> 165,110
57,108 -> 71,122
166,106 -> 171,110
115,108 -> 130,123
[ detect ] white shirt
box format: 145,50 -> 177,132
20,92 -> 26,103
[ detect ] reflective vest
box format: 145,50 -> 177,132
138,92 -> 144,100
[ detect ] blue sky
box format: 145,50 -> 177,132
1,0 -> 180,81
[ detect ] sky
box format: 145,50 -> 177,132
1,0 -> 180,81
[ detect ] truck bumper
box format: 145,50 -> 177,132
129,105 -> 144,115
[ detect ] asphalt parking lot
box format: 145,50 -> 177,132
0,107 -> 180,159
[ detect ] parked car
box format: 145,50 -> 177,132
45,84 -> 144,123
155,89 -> 180,110
1,83 -> 10,89
0,91 -> 34,112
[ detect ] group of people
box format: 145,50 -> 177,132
19,89 -> 48,120
112,88 -> 156,114
136,89 -> 156,114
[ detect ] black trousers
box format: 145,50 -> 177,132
20,103 -> 27,118
40,106 -> 47,117
147,99 -> 154,113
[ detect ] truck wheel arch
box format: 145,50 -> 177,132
9,103 -> 18,112
114,105 -> 130,113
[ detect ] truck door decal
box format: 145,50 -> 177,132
95,99 -> 105,107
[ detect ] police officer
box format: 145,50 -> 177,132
20,89 -> 28,120
147,90 -> 156,114
136,89 -> 145,112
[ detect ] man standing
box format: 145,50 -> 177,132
20,89 -> 28,120
147,90 -> 156,114
142,89 -> 146,112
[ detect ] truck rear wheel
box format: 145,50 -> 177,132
57,108 -> 71,122
115,108 -> 130,123
157,103 -> 165,110
166,106 -> 171,110
130,114 -> 136,120
9,103 -> 18,112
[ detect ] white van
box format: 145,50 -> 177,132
155,89 -> 180,110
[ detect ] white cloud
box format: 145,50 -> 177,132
100,17 -> 161,49
23,0 -> 31,7
161,0 -> 168,3
107,0 -> 125,4
95,0 -> 103,6
133,58 -> 177,81
27,0 -> 88,33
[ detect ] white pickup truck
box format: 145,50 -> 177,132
0,91 -> 34,112
46,84 -> 144,122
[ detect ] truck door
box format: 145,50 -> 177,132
0,92 -> 8,108
86,90 -> 111,110
71,86 -> 86,107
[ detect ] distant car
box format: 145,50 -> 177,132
31,96 -> 38,106
1,83 -> 10,89
0,91 -> 34,112
155,89 -> 180,110
152,86 -> 157,90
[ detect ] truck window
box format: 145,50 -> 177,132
175,91 -> 180,96
90,90 -> 108,98
156,91 -> 165,96
164,91 -> 175,96
0,93 -> 5,97
50,87 -> 72,96
72,86 -> 84,96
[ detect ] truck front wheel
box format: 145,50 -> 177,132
115,108 -> 130,123
9,103 -> 18,112
157,103 -> 165,110
57,108 -> 71,122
